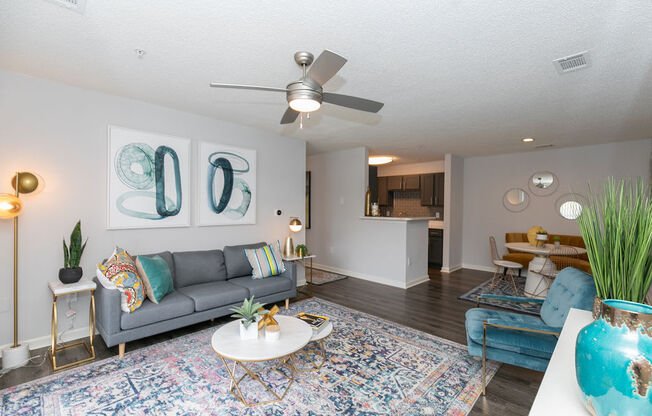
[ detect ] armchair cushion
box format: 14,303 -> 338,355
465,308 -> 558,359
540,267 -> 596,328
478,294 -> 545,304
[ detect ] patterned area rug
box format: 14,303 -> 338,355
458,276 -> 542,315
310,268 -> 348,285
0,298 -> 499,415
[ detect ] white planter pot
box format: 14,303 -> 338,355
239,320 -> 259,340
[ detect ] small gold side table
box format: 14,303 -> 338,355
283,254 -> 315,301
47,278 -> 96,371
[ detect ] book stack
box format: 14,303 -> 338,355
297,313 -> 329,335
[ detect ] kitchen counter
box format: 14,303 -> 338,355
359,216 -> 438,222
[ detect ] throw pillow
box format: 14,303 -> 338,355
135,255 -> 174,304
245,240 -> 286,279
97,247 -> 145,313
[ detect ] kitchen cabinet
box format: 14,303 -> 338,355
420,173 -> 445,207
377,176 -> 389,206
387,176 -> 403,191
429,228 -> 443,267
403,175 -> 420,190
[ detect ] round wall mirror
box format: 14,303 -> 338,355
555,193 -> 587,220
503,188 -> 530,212
528,171 -> 558,196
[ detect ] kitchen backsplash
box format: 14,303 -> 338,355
384,191 -> 444,218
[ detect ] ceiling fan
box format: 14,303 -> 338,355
209,50 -> 384,125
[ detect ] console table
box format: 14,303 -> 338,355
529,308 -> 592,415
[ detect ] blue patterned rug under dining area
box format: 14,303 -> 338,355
458,276 -> 542,315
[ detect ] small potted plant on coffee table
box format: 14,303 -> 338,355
59,220 -> 87,284
535,230 -> 548,247
230,297 -> 268,340
552,236 -> 561,248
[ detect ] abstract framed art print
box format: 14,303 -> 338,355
107,125 -> 190,229
197,141 -> 256,226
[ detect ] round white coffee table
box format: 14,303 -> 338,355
505,242 -> 587,298
211,315 -> 312,407
292,321 -> 333,372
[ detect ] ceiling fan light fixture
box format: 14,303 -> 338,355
368,156 -> 394,165
289,98 -> 321,113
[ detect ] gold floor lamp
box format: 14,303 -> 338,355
0,171 -> 41,370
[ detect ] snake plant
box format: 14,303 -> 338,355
63,220 -> 87,269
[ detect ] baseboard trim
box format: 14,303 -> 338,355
0,327 -> 94,358
461,263 -> 496,273
440,264 -> 463,273
312,263 -> 412,289
406,275 -> 430,288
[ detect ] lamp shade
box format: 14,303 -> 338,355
0,194 -> 23,218
289,218 -> 303,233
12,172 -> 43,196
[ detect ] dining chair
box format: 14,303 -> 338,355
489,236 -> 522,294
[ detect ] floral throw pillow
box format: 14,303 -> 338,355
97,247 -> 145,313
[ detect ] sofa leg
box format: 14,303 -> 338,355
285,298 -> 289,310
118,343 -> 125,359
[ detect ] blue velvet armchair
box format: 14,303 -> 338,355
465,267 -> 596,394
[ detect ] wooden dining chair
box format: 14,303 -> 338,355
489,236 -> 522,294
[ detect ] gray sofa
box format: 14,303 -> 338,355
94,242 -> 296,356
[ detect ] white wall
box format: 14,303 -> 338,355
0,70 -> 306,350
377,160 -> 444,176
461,139 -> 652,271
307,147 -> 429,288
442,154 -> 464,272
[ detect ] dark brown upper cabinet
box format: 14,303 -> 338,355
420,173 -> 445,206
377,176 -> 389,206
387,176 -> 403,191
403,175 -> 420,190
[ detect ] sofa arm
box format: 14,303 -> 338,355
281,261 -> 297,287
94,277 -> 122,335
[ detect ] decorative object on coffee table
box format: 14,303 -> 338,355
0,171 -> 43,371
575,178 -> 652,416
211,315 -> 312,407
229,296 -> 267,340
535,230 -> 548,247
59,220 -> 87,284
257,304 -> 279,330
48,278 -> 96,371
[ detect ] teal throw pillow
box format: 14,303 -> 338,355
135,255 -> 174,304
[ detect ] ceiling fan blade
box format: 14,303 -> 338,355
322,92 -> 384,113
280,107 -> 299,124
306,50 -> 347,86
209,83 -> 288,93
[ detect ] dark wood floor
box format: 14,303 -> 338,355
0,268 -> 542,415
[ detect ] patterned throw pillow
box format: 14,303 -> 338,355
244,241 -> 286,279
96,247 -> 145,313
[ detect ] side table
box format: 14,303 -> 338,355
47,278 -> 96,371
283,254 -> 316,301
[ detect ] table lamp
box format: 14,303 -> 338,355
0,172 -> 42,370
283,217 -> 303,258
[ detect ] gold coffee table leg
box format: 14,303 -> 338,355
219,355 -> 295,407
291,339 -> 327,372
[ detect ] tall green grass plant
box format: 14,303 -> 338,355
577,178 -> 652,303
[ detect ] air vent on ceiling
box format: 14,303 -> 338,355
44,0 -> 87,14
535,144 -> 555,149
553,51 -> 591,74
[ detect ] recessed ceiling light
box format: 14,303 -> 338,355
522,138 -> 535,143
134,49 -> 146,58
368,156 -> 394,165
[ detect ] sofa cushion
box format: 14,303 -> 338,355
120,291 -> 194,330
172,250 -> 227,287
540,267 -> 596,328
245,241 -> 286,278
138,251 -> 175,285
465,308 -> 557,359
229,275 -> 293,297
135,255 -> 174,304
223,242 -> 266,278
178,281 -> 250,312
97,247 -> 145,313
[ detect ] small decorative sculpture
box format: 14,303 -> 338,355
258,304 -> 279,330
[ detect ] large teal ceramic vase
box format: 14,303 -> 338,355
576,298 -> 652,415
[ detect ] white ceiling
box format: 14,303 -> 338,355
1,0 -> 651,162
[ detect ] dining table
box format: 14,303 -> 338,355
504,242 -> 587,298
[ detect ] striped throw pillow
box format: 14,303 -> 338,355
244,241 -> 286,279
